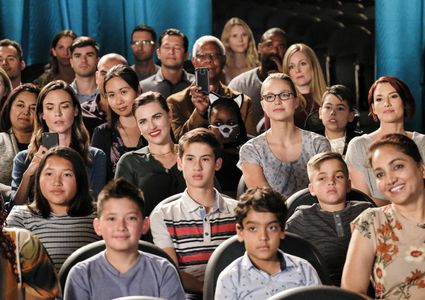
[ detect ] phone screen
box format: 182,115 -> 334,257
42,132 -> 59,149
195,67 -> 209,95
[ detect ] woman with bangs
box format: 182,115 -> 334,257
345,76 -> 425,206
0,83 -> 39,200
9,80 -> 106,208
282,43 -> 327,129
6,147 -> 100,271
91,64 -> 145,180
220,17 -> 259,84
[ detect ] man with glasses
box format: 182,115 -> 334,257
130,24 -> 160,81
167,35 -> 256,140
140,28 -> 194,98
229,28 -> 287,127
81,53 -> 128,137
0,39 -> 26,88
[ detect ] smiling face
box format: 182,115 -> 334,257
135,101 -> 171,145
371,145 -> 425,206
371,82 -> 405,124
178,142 -> 222,190
10,91 -> 37,133
157,35 -> 187,69
237,209 -> 284,267
287,51 -> 313,92
42,89 -> 77,135
94,197 -> 148,254
260,78 -> 298,122
105,77 -> 137,118
309,158 -> 350,211
319,94 -> 354,136
39,156 -> 77,215
228,25 -> 249,54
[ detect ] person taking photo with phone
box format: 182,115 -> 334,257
167,35 -> 256,140
8,80 -> 106,210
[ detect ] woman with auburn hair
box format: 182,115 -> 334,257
220,17 -> 259,83
282,43 -> 327,129
0,83 -> 39,200
10,80 -> 106,207
6,147 -> 100,271
345,76 -> 425,206
342,134 -> 425,299
238,73 -> 330,199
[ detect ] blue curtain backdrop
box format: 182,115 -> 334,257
0,0 -> 212,65
376,0 -> 424,131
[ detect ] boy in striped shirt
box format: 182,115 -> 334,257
150,128 -> 238,298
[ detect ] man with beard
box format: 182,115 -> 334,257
69,36 -> 100,103
130,24 -> 160,81
141,28 -> 194,98
0,39 -> 26,88
229,28 -> 287,126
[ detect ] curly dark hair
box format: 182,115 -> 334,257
0,198 -> 18,281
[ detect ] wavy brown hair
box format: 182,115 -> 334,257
28,80 -> 91,165
0,198 -> 18,281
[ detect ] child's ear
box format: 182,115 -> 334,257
215,157 -> 223,171
346,178 -> 352,193
308,182 -> 316,196
318,107 -> 323,120
236,224 -> 244,242
93,218 -> 102,237
142,217 -> 150,235
177,156 -> 183,171
347,110 -> 355,123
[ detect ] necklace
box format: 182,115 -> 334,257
149,145 -> 177,156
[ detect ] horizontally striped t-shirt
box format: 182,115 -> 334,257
5,205 -> 100,271
150,189 -> 237,280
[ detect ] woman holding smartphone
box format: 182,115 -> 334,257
9,80 -> 106,208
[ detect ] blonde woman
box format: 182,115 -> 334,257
221,17 -> 259,83
283,43 -> 327,129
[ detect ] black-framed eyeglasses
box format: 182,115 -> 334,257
131,40 -> 155,46
196,53 -> 222,61
262,92 -> 294,102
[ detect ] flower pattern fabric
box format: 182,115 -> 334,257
353,206 -> 425,299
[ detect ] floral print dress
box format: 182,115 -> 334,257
353,205 -> 425,299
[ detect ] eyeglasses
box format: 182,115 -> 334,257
131,40 -> 155,47
261,92 -> 294,102
196,53 -> 222,61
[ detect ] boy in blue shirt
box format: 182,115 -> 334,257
64,178 -> 185,300
215,187 -> 321,299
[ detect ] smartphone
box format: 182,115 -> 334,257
195,67 -> 209,95
42,132 -> 59,149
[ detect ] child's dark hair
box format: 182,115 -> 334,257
32,146 -> 94,218
307,151 -> 349,181
321,84 -> 355,111
178,128 -> 222,159
97,177 -> 146,217
236,187 -> 287,230
208,97 -> 248,145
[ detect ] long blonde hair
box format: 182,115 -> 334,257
282,43 -> 326,108
221,17 -> 259,68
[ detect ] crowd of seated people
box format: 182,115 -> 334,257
0,14 -> 424,299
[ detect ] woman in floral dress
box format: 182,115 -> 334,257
342,133 -> 425,299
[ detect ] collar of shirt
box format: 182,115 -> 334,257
70,79 -> 99,98
242,249 -> 287,272
181,188 -> 230,216
155,69 -> 193,84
